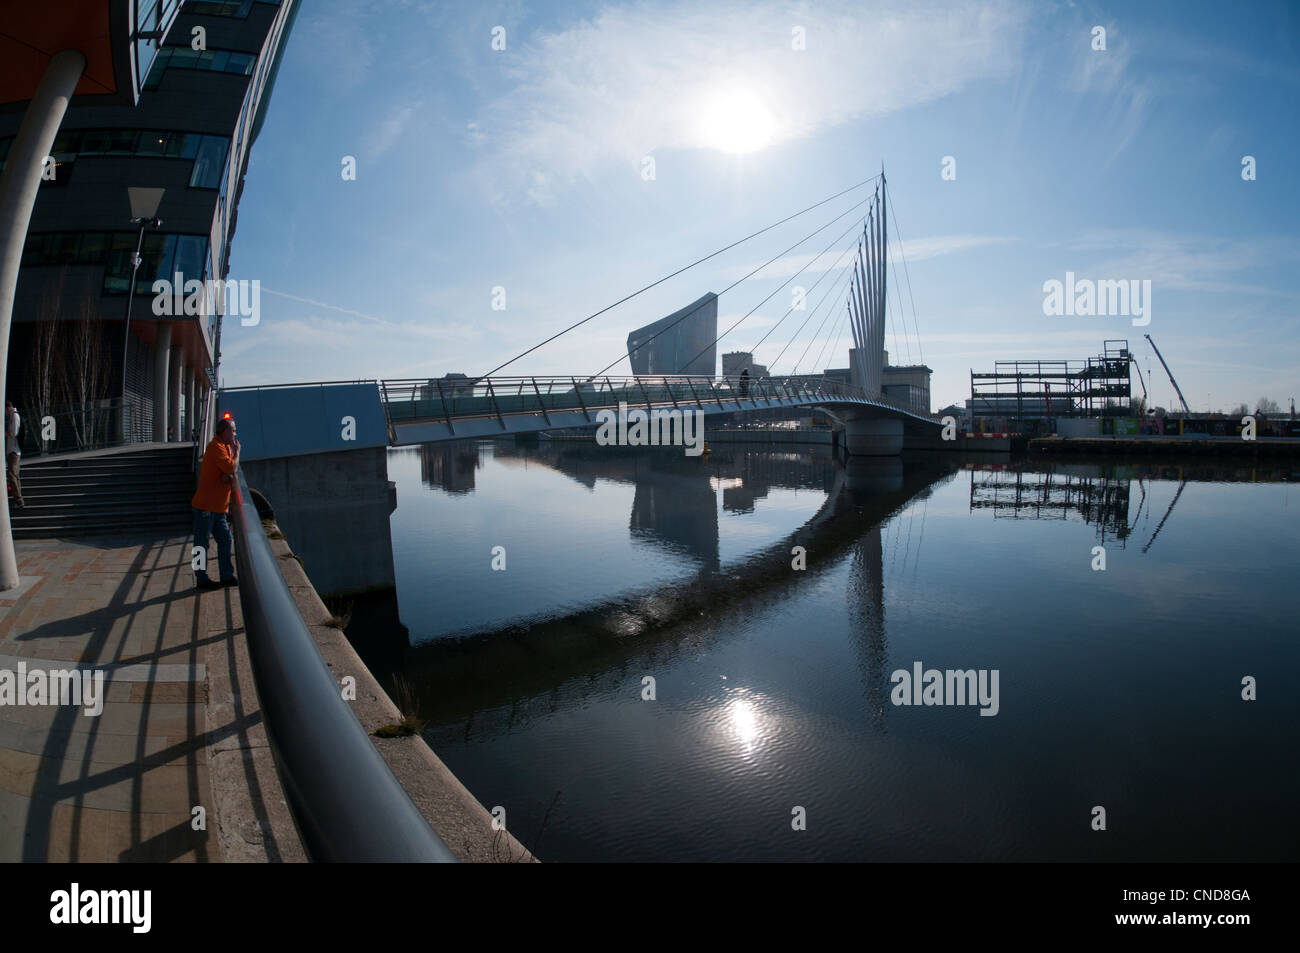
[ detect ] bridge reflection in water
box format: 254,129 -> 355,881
347,442 -> 961,736
258,447 -> 1252,722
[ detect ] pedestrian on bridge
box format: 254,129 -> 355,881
191,417 -> 240,590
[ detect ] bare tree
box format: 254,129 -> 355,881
1257,397 -> 1280,415
57,295 -> 110,449
21,270 -> 112,453
1229,403 -> 1250,417
24,275 -> 67,453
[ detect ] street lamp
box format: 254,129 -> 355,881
121,186 -> 164,442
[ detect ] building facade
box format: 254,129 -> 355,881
722,351 -> 767,380
627,293 -> 718,377
1,0 -> 298,452
825,350 -> 932,415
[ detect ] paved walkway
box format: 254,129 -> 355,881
0,534 -> 302,862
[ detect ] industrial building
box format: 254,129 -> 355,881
627,293 -> 718,376
2,0 -> 299,452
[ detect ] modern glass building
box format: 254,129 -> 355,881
626,293 -> 718,377
0,0 -> 299,450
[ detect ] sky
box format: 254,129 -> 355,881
221,0 -> 1299,414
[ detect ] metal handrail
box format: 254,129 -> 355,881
374,374 -> 933,422
228,470 -> 457,863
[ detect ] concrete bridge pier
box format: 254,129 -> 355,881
843,416 -> 904,456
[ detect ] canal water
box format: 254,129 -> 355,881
348,440 -> 1299,862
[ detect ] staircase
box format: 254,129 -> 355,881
9,443 -> 196,539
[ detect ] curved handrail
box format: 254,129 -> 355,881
378,374 -> 936,427
228,470 -> 457,862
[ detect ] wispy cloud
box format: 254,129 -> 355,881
1061,229 -> 1300,299
367,102 -> 420,160
723,234 -> 1014,280
1064,20 -> 1153,167
474,0 -> 1030,203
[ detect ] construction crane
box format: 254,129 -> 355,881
1144,334 -> 1190,415
1129,355 -> 1149,410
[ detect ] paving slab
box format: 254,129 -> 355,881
0,535 -> 304,862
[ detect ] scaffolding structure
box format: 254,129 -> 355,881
970,340 -> 1133,419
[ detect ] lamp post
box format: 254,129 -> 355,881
120,187 -> 164,443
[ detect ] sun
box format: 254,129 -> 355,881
698,85 -> 777,154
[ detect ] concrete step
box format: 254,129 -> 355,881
18,486 -> 192,500
20,460 -> 192,475
10,444 -> 201,538
12,518 -> 193,539
12,501 -> 192,517
18,479 -> 193,493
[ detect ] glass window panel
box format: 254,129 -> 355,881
76,232 -> 110,264
143,48 -> 169,88
227,52 -> 254,74
51,131 -> 81,154
80,130 -> 112,155
51,233 -> 80,263
170,48 -> 198,69
136,131 -> 170,156
108,129 -> 139,154
136,233 -> 172,294
189,136 -> 228,189
172,235 -> 208,286
103,233 -> 139,294
177,133 -> 199,159
210,51 -> 230,71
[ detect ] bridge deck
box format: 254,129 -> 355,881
380,376 -> 939,446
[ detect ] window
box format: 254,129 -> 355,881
76,233 -> 110,265
185,0 -> 255,16
227,52 -> 255,75
79,130 -> 113,155
51,130 -> 83,154
189,136 -> 229,189
22,230 -> 208,299
107,129 -> 140,155
50,234 -> 81,263
143,43 -> 260,86
138,233 -> 172,294
172,235 -> 209,284
102,234 -> 138,293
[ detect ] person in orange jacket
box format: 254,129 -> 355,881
191,417 -> 240,590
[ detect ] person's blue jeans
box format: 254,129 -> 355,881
192,507 -> 235,582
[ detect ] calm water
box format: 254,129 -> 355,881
354,440 -> 1300,862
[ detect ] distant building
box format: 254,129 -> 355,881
421,373 -> 476,399
627,293 -> 718,376
825,350 -> 932,415
722,351 -> 767,380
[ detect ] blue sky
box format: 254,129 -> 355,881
222,0 -> 1299,413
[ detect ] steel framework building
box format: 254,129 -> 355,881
969,339 -> 1133,419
